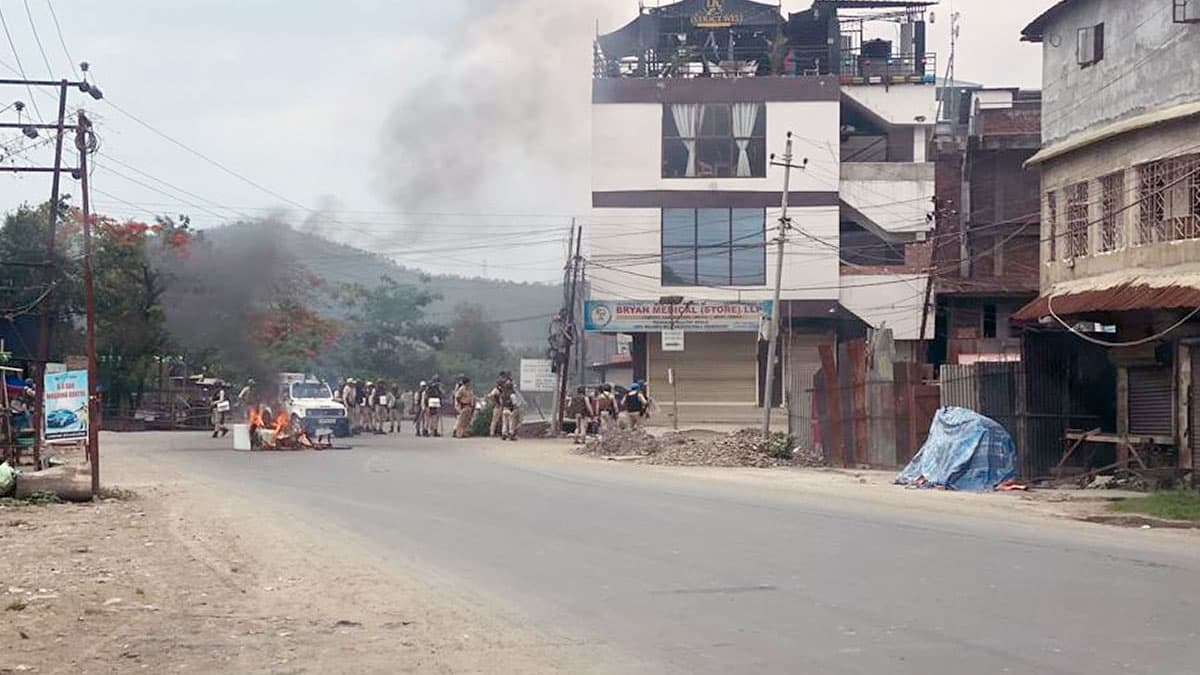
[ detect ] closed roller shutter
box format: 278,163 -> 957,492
1192,351 -> 1200,470
648,332 -> 757,404
785,333 -> 826,449
1128,366 -> 1174,437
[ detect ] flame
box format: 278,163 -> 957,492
248,406 -> 265,428
273,411 -> 289,435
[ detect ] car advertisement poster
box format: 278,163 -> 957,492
43,370 -> 88,443
583,299 -> 772,333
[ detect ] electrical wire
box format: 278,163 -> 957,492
1046,295 -> 1200,348
42,0 -> 76,78
0,6 -> 42,121
21,0 -> 54,79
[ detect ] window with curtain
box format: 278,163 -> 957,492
662,103 -> 766,178
661,208 -> 766,286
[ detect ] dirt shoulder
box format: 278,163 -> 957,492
1,436 -> 617,675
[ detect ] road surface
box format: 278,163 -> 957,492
118,432 -> 1200,675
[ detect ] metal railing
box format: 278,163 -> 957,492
595,41 -> 937,84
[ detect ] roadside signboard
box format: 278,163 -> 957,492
44,369 -> 88,443
519,358 -> 557,392
661,330 -> 685,352
583,299 -> 772,333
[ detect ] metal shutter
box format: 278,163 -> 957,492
648,332 -> 757,404
1128,366 -> 1174,437
1192,351 -> 1200,470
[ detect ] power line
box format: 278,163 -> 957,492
42,0 -> 77,78
21,0 -> 54,79
0,6 -> 42,120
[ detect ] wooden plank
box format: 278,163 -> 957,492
1055,427 -> 1101,476
818,344 -> 845,467
848,340 -> 869,467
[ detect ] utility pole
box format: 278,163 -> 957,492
761,133 -> 805,436
554,221 -> 583,437
0,76 -> 101,465
34,81 -> 69,466
76,110 -> 100,497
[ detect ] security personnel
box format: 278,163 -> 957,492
566,385 -> 594,445
211,386 -> 231,438
452,377 -> 476,438
423,375 -> 445,437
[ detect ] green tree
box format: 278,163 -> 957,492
333,276 -> 444,384
444,302 -> 506,361
89,213 -> 191,414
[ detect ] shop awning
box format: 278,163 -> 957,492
1012,269 -> 1200,321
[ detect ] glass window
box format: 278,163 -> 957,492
697,209 -> 731,246
661,247 -> 695,286
660,209 -> 766,287
662,209 -> 695,247
663,103 -> 766,178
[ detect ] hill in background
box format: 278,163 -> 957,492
201,222 -> 562,348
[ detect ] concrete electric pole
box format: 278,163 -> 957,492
761,133 -> 806,437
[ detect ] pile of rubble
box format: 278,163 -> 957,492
578,429 -> 660,458
580,428 -> 827,469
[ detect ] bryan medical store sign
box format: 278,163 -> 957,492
584,300 -> 772,333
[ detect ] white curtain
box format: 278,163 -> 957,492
671,103 -> 703,177
732,103 -> 759,177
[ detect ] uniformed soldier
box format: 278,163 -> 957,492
413,381 -> 428,437
211,385 -> 231,438
452,377 -> 476,438
566,385 -> 594,445
423,375 -> 445,437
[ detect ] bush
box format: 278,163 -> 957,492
469,403 -> 496,437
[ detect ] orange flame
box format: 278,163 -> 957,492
273,411 -> 289,435
248,406 -> 265,428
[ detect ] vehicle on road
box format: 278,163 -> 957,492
278,374 -> 349,437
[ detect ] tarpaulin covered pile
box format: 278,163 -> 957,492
895,407 -> 1017,492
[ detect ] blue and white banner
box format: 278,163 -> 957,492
583,299 -> 772,333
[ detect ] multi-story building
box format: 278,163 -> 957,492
585,0 -> 939,425
1015,0 -> 1200,475
933,87 -> 1042,365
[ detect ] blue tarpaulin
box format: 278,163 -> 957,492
895,407 -> 1017,492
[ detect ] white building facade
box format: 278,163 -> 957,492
586,0 -> 937,424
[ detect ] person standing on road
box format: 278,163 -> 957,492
487,374 -> 506,437
567,386 -> 594,445
423,376 -> 446,437
621,383 -> 649,430
211,386 -> 231,438
413,381 -> 427,437
596,383 -> 618,434
452,377 -> 476,438
500,379 -> 519,441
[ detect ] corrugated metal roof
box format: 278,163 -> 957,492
1013,268 -> 1200,320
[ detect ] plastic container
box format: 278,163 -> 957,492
232,423 -> 251,451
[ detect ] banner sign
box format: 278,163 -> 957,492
584,300 -> 772,333
519,359 -> 557,393
43,369 -> 88,442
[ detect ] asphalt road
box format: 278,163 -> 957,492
141,432 -> 1200,675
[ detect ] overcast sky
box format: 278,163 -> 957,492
0,0 -> 1050,283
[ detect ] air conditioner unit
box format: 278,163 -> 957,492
1176,0 -> 1200,23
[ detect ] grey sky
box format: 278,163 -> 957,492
0,0 -> 1049,283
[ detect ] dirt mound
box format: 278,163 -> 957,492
579,429 -> 659,457
643,429 -> 796,468
582,428 -> 826,469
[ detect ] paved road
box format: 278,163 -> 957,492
137,432 -> 1200,675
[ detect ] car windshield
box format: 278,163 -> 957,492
291,383 -> 331,399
